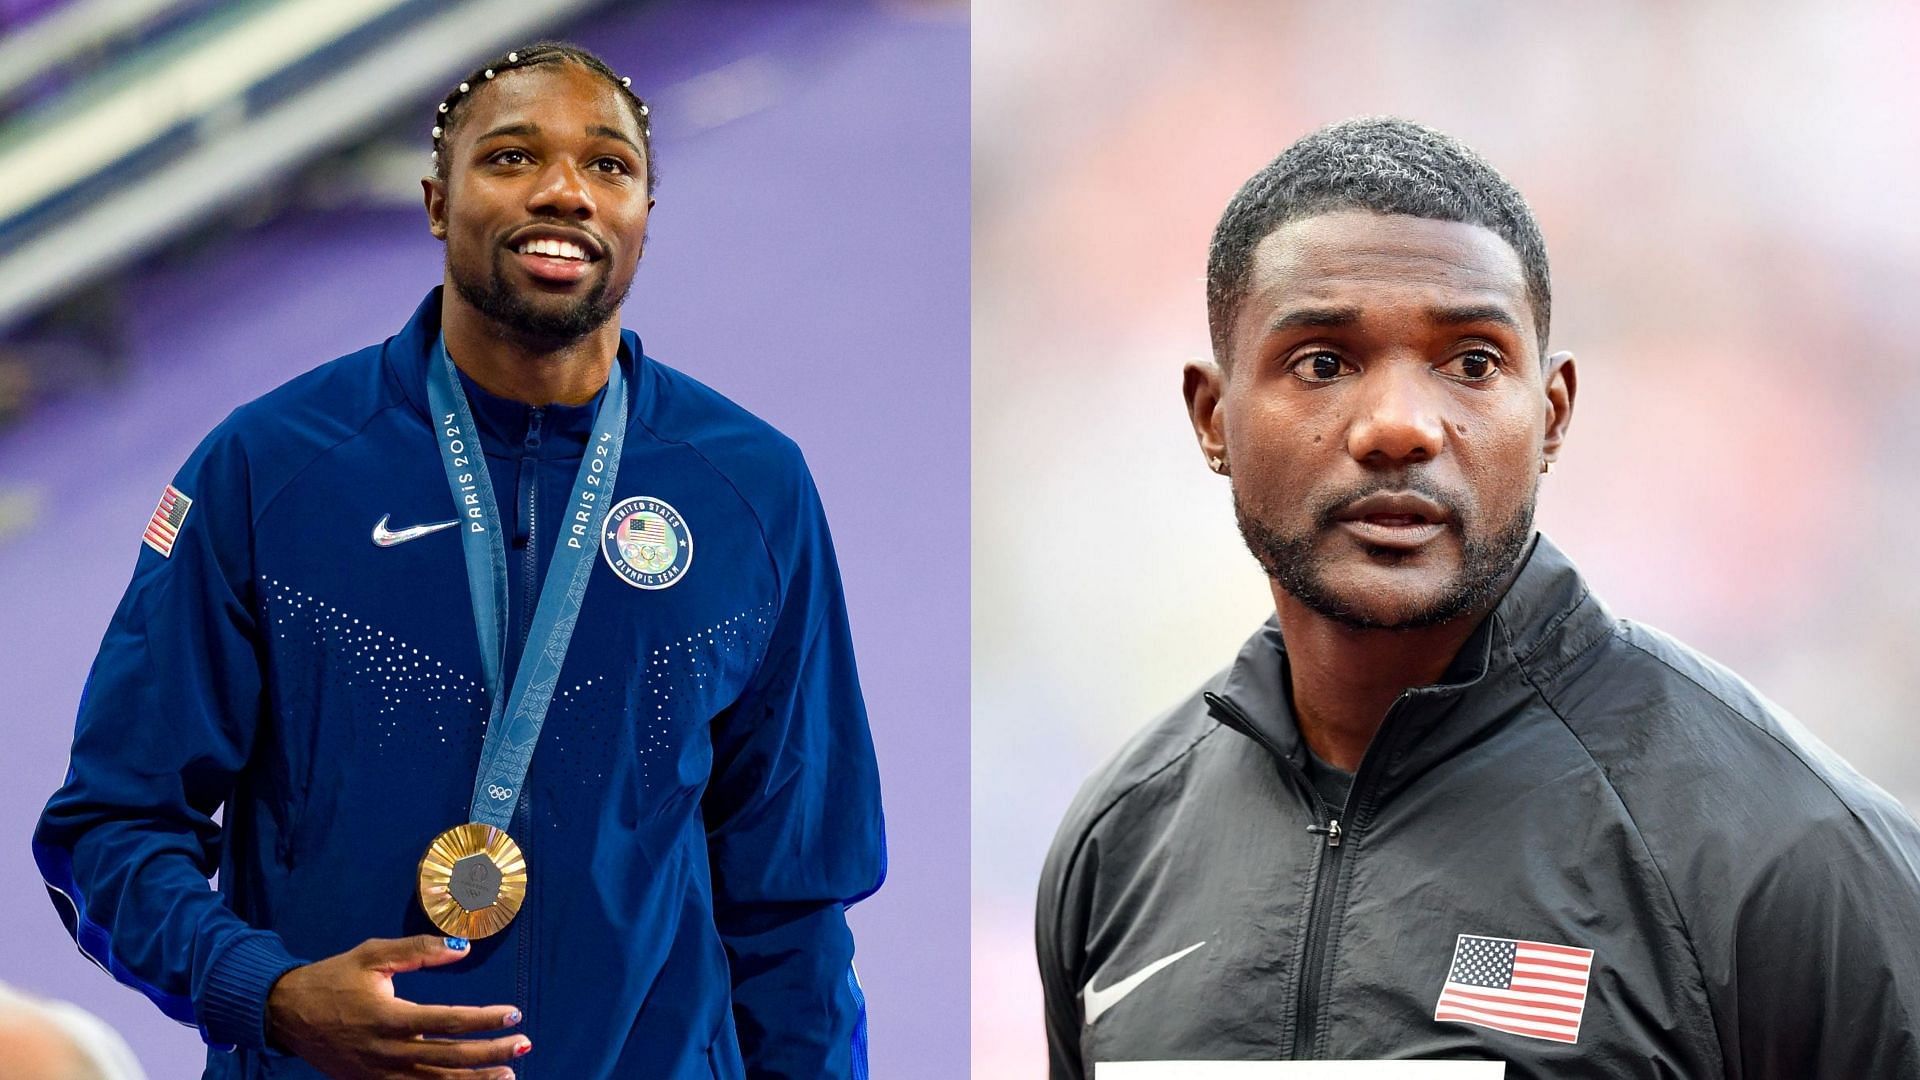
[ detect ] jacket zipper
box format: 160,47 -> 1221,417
1291,781 -> 1343,1059
518,408 -> 542,648
1204,689 -> 1409,1059
514,406 -> 542,1072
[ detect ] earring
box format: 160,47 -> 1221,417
1541,460 -> 1553,475
1209,455 -> 1227,474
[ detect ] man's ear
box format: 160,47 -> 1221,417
1184,359 -> 1229,473
1542,350 -> 1577,465
423,176 -> 448,241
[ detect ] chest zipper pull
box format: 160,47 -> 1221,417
1307,818 -> 1343,847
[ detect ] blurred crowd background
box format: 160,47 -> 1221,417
0,0 -> 968,1075
974,1 -> 1920,1074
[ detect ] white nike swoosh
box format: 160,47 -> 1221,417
1082,941 -> 1206,1026
371,514 -> 460,548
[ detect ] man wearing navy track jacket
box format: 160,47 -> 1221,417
33,44 -> 884,1080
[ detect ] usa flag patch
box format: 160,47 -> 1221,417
143,484 -> 192,557
1434,933 -> 1594,1044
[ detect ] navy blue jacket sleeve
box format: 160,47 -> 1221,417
32,420 -> 307,1051
702,454 -> 885,1079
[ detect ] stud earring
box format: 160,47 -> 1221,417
1541,460 -> 1553,475
1209,456 -> 1227,474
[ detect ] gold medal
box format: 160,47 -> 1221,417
416,823 -> 528,939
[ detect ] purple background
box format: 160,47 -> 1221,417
0,2 -> 968,1075
0,0 -> 62,28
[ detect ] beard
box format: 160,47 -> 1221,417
1233,476 -> 1536,632
450,245 -> 631,347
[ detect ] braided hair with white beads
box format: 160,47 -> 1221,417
429,41 -> 655,195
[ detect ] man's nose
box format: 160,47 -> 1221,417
529,161 -> 595,219
1346,363 -> 1446,465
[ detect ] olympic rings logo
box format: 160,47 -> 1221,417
486,784 -> 514,801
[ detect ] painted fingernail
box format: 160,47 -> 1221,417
504,1009 -> 522,1026
514,1040 -> 532,1057
445,936 -> 469,950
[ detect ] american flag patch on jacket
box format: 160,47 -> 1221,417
143,484 -> 192,557
1433,933 -> 1594,1044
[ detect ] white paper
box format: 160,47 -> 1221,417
1096,1063 -> 1504,1079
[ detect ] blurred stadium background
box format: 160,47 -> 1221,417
0,0 -> 968,1075
974,1 -> 1920,1075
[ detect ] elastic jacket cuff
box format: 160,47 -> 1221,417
199,932 -> 306,1050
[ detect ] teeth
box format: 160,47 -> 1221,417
518,237 -> 589,260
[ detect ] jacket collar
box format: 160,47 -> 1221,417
455,364 -> 603,460
383,287 -> 652,452
1209,533 -> 1612,788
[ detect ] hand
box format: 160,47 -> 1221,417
266,935 -> 528,1079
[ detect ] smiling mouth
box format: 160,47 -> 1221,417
509,236 -> 599,285
516,236 -> 593,261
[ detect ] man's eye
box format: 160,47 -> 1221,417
492,149 -> 529,165
1443,350 -> 1502,382
593,158 -> 628,174
1290,352 -> 1349,383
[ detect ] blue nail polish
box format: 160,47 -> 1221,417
506,1009 -> 522,1025
445,936 -> 469,950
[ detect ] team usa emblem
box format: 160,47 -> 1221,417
601,496 -> 692,590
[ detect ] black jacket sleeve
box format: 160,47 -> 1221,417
1037,799 -> 1096,1080
1710,798 -> 1920,1077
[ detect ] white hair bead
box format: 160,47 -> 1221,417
620,76 -> 630,87
639,102 -> 649,115
507,52 -> 518,62
432,126 -> 442,138
484,69 -> 495,79
458,82 -> 469,93
438,102 -> 448,113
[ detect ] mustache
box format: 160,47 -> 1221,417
1311,474 -> 1466,530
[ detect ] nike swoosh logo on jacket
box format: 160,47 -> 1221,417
370,514 -> 459,547
1082,941 -> 1205,1025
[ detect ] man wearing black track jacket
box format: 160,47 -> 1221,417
1037,117 -> 1920,1078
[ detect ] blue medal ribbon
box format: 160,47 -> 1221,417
425,334 -> 626,829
